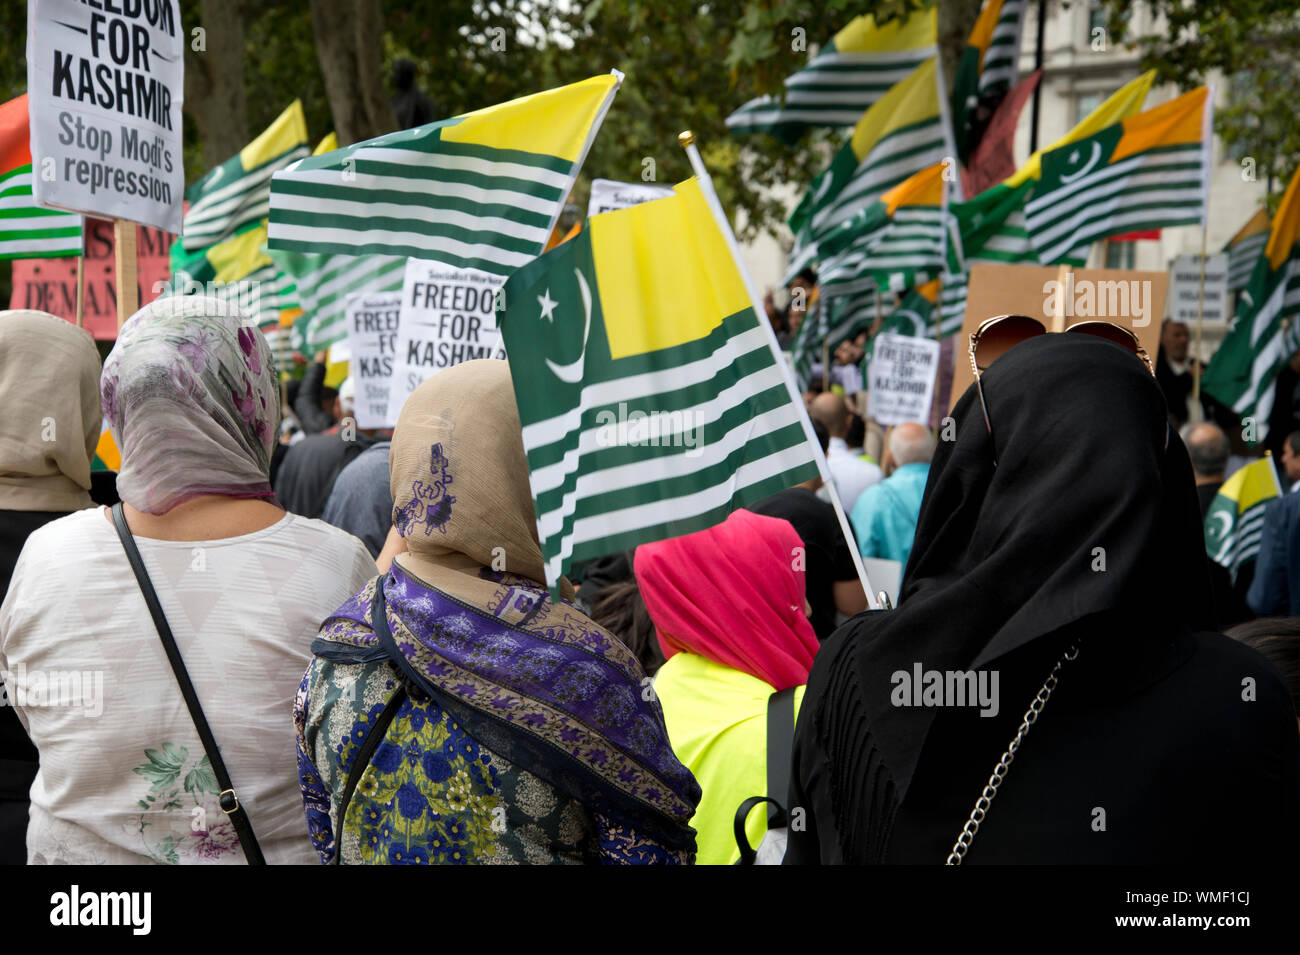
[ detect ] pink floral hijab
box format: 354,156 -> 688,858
102,296 -> 280,514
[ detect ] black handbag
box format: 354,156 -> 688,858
111,503 -> 266,865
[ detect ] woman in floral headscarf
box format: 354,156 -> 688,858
295,359 -> 701,865
0,297 -> 375,864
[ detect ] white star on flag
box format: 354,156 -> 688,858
538,288 -> 558,322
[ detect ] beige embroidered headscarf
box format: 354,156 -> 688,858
389,359 -> 575,604
0,310 -> 102,511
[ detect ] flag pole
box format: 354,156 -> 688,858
74,255 -> 85,328
678,130 -> 880,610
1193,222 -> 1208,404
1193,84 -> 1216,406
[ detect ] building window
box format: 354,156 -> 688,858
1104,240 -> 1136,270
1088,1 -> 1108,39
1076,92 -> 1103,122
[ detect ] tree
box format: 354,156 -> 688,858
311,0 -> 397,144
1105,0 -> 1300,207
183,0 -> 250,166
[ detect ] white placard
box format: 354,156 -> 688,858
27,0 -> 184,233
867,332 -> 941,427
587,178 -> 673,218
386,259 -> 506,426
1168,253 -> 1230,327
344,291 -> 402,430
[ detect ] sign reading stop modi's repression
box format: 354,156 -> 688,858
867,332 -> 941,427
27,0 -> 184,233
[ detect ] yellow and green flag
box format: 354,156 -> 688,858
726,9 -> 937,142
1225,207 -> 1270,294
1203,164 -> 1300,433
1024,85 -> 1211,263
950,0 -> 1028,161
1204,456 -> 1283,581
269,74 -> 620,270
499,178 -> 819,591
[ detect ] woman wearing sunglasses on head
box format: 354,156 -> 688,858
784,324 -> 1300,865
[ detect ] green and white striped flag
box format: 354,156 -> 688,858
178,101 -> 310,255
500,178 -> 819,590
1025,87 -> 1211,264
1225,207 -> 1270,294
0,93 -> 82,259
950,0 -> 1028,161
1203,163 -> 1300,434
1203,456 -> 1282,582
786,56 -> 952,277
269,74 -> 620,269
269,249 -> 407,354
726,9 -> 937,142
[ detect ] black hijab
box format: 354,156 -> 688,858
795,333 -> 1213,863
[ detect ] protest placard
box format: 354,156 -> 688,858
26,0 -> 184,234
1168,253 -> 1229,327
386,259 -> 506,426
951,263 -> 1168,410
867,332 -> 941,426
344,291 -> 402,430
587,178 -> 673,218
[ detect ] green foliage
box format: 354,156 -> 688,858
1105,0 -> 1300,208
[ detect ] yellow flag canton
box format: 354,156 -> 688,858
1112,85 -> 1208,163
849,58 -> 939,162
1221,456 -> 1281,513
240,100 -> 308,171
1266,164 -> 1300,271
590,178 -> 750,360
882,161 -> 947,216
835,7 -> 937,54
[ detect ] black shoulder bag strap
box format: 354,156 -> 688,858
733,685 -> 797,864
111,503 -> 266,865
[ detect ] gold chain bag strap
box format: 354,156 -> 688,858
945,643 -> 1080,865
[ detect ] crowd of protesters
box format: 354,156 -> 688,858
1,287 -> 1297,866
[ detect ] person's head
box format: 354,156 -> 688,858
321,384 -> 340,422
388,359 -> 562,593
884,422 -> 936,475
337,377 -> 356,421
101,297 -> 279,514
590,579 -> 664,677
634,509 -> 818,690
809,391 -> 849,439
844,412 -> 865,452
1226,617 -> 1300,725
1181,422 -> 1230,483
1283,430 -> 1300,483
1161,320 -> 1189,362
787,268 -> 817,333
391,58 -> 417,92
0,310 -> 102,512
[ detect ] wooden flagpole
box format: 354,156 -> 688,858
74,255 -> 85,328
114,218 -> 138,330
679,130 -> 881,610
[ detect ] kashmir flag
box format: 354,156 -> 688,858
725,9 -> 937,142
1225,207 -> 1270,294
819,160 -> 958,297
269,74 -> 620,270
788,57 -> 951,270
270,248 -> 407,354
178,100 -> 310,255
865,280 -> 940,359
1204,456 -> 1282,581
499,177 -> 820,590
1024,86 -> 1211,264
0,94 -> 82,259
1202,164 -> 1300,433
950,0 -> 1028,161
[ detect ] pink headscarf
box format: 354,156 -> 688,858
634,509 -> 820,690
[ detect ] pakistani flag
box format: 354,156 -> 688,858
1203,163 -> 1300,433
787,56 -> 951,273
726,9 -> 937,142
1204,456 -> 1282,582
950,0 -> 1028,161
0,94 -> 82,259
178,101 -> 310,255
269,74 -> 619,270
500,178 -> 820,590
1024,87 -> 1211,264
1225,207 -> 1270,295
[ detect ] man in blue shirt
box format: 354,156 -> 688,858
849,422 -> 934,566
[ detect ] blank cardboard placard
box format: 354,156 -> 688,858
949,263 -> 1167,411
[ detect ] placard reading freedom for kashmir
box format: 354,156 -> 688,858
586,178 -> 673,218
868,332 -> 941,427
344,291 -> 402,430
386,259 -> 506,426
27,0 -> 184,233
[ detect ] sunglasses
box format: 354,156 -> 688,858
968,315 -> 1162,466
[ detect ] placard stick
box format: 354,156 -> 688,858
1193,222 -> 1209,402
74,255 -> 85,328
114,218 -> 138,329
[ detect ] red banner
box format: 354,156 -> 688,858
9,218 -> 174,340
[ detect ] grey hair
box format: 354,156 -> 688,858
1181,422 -> 1230,477
889,423 -> 936,467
